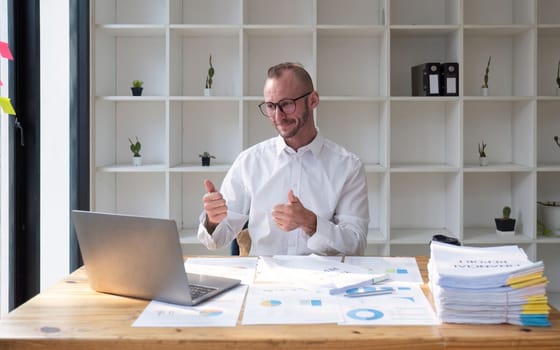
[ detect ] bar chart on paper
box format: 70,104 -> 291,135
242,285 -> 342,325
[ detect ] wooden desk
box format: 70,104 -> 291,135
0,257 -> 559,350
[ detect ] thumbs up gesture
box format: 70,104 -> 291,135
202,179 -> 227,231
272,190 -> 317,235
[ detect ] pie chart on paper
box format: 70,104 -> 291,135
260,299 -> 282,307
347,308 -> 384,321
199,309 -> 223,317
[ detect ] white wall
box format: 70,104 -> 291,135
40,0 -> 70,291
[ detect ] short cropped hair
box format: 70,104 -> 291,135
266,62 -> 314,91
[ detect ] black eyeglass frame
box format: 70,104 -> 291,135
258,91 -> 313,118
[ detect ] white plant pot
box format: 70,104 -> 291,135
204,88 -> 213,96
496,229 -> 516,237
538,203 -> 560,235
481,87 -> 489,96
132,156 -> 142,166
479,156 -> 488,166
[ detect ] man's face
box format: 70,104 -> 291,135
263,72 -> 313,141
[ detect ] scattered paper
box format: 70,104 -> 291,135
133,285 -> 247,327
133,255 -> 442,327
185,257 -> 258,285
242,284 -> 343,325
344,256 -> 423,284
255,255 -> 382,293
338,284 -> 440,326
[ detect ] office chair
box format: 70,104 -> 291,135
231,222 -> 251,256
236,229 -> 251,256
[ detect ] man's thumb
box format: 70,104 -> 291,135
204,179 -> 216,193
288,190 -> 299,203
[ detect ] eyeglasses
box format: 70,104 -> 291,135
258,91 -> 313,118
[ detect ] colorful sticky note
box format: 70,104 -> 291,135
0,41 -> 13,60
0,96 -> 16,115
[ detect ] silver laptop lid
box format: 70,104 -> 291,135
72,210 -> 196,305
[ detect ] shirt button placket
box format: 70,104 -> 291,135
294,153 -> 306,253
293,153 -> 303,196
288,152 -> 302,254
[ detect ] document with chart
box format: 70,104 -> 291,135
343,256 -> 424,284
337,283 -> 440,326
184,256 -> 258,285
242,284 -> 343,325
255,255 -> 385,293
132,285 -> 247,327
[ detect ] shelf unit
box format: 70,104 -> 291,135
91,0 -> 560,300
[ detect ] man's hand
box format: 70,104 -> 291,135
202,179 -> 227,232
272,190 -> 317,235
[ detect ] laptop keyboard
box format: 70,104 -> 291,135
189,284 -> 217,299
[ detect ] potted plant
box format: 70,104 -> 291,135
129,136 -> 142,166
495,206 -> 516,235
131,80 -> 143,96
481,56 -> 491,96
204,54 -> 214,96
537,201 -> 560,236
199,151 -> 215,166
537,219 -> 553,237
478,141 -> 488,166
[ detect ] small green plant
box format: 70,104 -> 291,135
205,54 -> 214,89
132,80 -> 143,88
537,219 -> 553,237
198,151 -> 215,159
481,56 -> 491,88
129,136 -> 141,157
495,205 -> 516,233
502,206 -> 511,220
478,141 -> 487,157
199,151 -> 215,166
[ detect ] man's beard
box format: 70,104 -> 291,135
275,104 -> 310,140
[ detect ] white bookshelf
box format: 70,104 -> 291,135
91,0 -> 560,300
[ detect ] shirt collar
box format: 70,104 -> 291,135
274,131 -> 324,157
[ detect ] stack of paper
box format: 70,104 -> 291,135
428,241 -> 551,327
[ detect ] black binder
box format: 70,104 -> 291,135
411,62 -> 441,96
440,62 -> 459,96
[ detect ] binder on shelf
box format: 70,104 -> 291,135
411,62 -> 441,96
440,62 -> 459,96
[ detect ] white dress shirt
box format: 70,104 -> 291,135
197,132 -> 369,256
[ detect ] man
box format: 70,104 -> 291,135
198,62 -> 369,256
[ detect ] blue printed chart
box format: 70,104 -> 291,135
346,308 -> 384,321
339,284 -> 440,325
242,284 -> 343,325
260,299 -> 282,307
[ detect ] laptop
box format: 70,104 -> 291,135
72,210 -> 241,306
